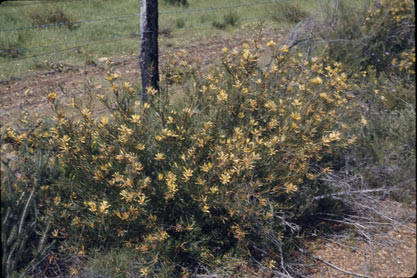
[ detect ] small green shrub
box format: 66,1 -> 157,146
78,248 -> 141,278
164,0 -> 188,7
25,4 -> 79,30
159,27 -> 173,38
0,32 -> 26,59
212,20 -> 227,30
223,11 -> 240,27
271,1 -> 308,23
212,12 -> 240,30
200,14 -> 211,24
351,74 -> 416,201
175,18 -> 185,29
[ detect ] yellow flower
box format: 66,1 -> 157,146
293,99 -> 302,106
209,186 -> 219,194
165,171 -> 177,193
93,170 -> 104,181
285,182 -> 297,194
137,194 -> 146,205
347,136 -> 357,144
130,114 -> 141,123
264,100 -> 277,112
81,108 -> 92,118
146,86 -> 158,96
202,204 -> 210,213
87,201 -> 97,213
167,116 -> 175,124
222,47 -> 228,54
70,267 -> 79,276
51,229 -> 59,238
140,267 -> 149,276
217,89 -> 228,102
182,167 -> 193,182
267,40 -> 276,47
204,121 -> 213,129
328,131 -> 341,141
99,200 -> 111,214
100,116 -> 109,125
280,45 -> 289,53
319,92 -> 328,99
136,143 -> 146,151
144,103 -> 151,109
155,153 -> 165,161
120,190 -> 134,202
220,172 -> 231,184
291,112 -> 301,121
106,73 -> 119,82
242,49 -> 251,60
322,135 -> 331,145
361,116 -> 368,125
310,76 -> 323,85
47,92 -> 57,103
118,124 -> 133,136
268,260 -> 277,269
264,212 -> 272,220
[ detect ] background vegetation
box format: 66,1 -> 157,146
1,0 -> 415,277
0,0 -> 361,80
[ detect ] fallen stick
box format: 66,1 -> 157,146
312,188 -> 388,201
297,247 -> 370,278
311,255 -> 370,278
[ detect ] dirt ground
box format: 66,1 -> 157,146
307,200 -> 416,278
0,31 -> 282,123
0,31 -> 415,278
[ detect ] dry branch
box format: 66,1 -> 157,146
311,254 -> 370,278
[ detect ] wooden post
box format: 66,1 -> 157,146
139,0 -> 159,102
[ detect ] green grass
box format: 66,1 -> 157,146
0,0 -> 293,80
0,0 -> 365,80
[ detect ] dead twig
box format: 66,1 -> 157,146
312,188 -> 388,201
311,254 -> 370,278
316,235 -> 367,252
297,246 -> 370,277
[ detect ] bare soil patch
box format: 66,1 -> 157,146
0,30 -> 283,123
306,200 -> 416,278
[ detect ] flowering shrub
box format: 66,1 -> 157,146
2,42 -> 367,275
362,0 -> 415,75
297,0 -> 415,78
